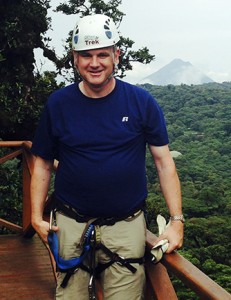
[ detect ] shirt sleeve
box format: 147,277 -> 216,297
31,102 -> 58,160
143,95 -> 169,146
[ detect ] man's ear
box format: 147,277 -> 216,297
73,50 -> 78,65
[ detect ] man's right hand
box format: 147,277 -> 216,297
32,220 -> 59,243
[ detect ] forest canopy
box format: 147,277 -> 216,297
143,82 -> 231,297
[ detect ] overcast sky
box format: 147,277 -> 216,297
38,0 -> 231,84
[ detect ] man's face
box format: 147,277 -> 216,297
73,46 -> 120,88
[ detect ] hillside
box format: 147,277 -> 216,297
140,58 -> 214,85
142,81 -> 231,298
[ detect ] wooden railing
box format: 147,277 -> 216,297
0,141 -> 230,300
0,141 -> 34,236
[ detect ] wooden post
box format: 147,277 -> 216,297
22,146 -> 35,237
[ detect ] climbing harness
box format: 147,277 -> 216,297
48,201 -> 145,299
48,210 -> 94,288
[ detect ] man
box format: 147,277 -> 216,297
31,14 -> 183,300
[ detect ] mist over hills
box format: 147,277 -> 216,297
140,58 -> 214,85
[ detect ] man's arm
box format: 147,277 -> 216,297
149,144 -> 184,253
30,156 -> 58,242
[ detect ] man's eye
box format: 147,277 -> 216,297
82,54 -> 91,58
99,54 -> 108,58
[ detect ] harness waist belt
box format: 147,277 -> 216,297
55,199 -> 143,225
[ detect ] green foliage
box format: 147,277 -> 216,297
143,82 -> 231,293
0,0 -> 65,140
202,259 -> 231,291
0,71 -> 63,140
0,155 -> 22,233
0,0 -> 50,86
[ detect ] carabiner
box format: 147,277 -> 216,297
88,275 -> 97,300
49,209 -> 57,232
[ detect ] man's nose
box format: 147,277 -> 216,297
90,56 -> 100,67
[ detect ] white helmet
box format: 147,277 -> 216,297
72,14 -> 120,51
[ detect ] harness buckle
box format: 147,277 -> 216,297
103,217 -> 116,226
116,255 -> 125,266
111,253 -> 138,273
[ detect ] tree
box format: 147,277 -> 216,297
0,0 -> 64,140
0,0 -> 50,88
0,0 -> 154,140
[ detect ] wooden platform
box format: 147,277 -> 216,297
0,234 -> 56,300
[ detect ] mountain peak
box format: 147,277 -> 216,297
140,59 -> 214,86
165,58 -> 192,68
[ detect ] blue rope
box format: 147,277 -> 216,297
48,224 -> 94,271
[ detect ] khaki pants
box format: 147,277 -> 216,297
55,211 -> 146,300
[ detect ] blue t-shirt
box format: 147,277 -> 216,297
31,79 -> 169,217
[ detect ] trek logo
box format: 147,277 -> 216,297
84,35 -> 99,46
122,117 -> 129,122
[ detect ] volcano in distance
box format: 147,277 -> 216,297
140,58 -> 214,85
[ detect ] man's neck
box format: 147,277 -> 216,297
79,78 -> 116,99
